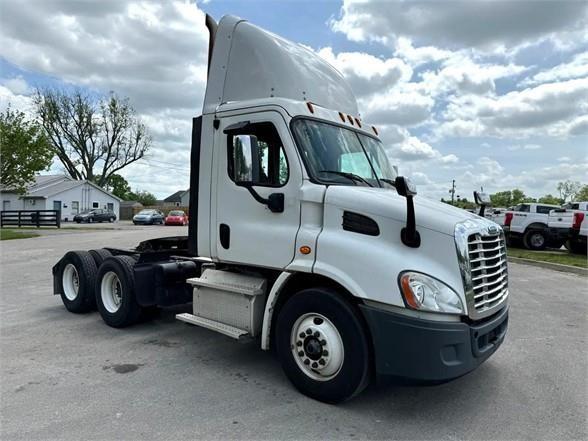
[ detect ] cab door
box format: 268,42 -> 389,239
213,111 -> 302,269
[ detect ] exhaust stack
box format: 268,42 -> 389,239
205,14 -> 218,77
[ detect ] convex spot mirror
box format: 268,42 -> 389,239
395,176 -> 417,197
232,134 -> 261,184
474,191 -> 491,206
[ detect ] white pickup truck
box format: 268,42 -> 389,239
51,14 -> 509,403
548,202 -> 588,254
503,203 -> 560,250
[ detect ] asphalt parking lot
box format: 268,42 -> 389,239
1,226 -> 586,440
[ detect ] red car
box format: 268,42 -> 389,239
164,210 -> 188,226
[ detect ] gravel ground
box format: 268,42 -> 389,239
1,227 -> 586,440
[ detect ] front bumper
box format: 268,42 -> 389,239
359,304 -> 508,382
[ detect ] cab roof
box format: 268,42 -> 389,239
203,15 -> 359,117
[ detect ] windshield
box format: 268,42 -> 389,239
169,211 -> 184,216
138,210 -> 155,215
291,119 -> 397,187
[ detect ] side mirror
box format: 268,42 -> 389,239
394,176 -> 420,248
232,134 -> 261,184
395,176 -> 417,197
474,191 -> 491,217
474,191 -> 491,206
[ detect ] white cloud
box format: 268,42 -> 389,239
522,51 -> 588,86
438,77 -> 588,138
317,47 -> 412,98
331,0 -> 588,50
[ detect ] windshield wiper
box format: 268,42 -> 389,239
319,170 -> 374,187
380,178 -> 396,187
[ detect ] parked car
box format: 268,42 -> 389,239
74,209 -> 116,223
133,209 -> 165,225
503,202 -> 560,250
547,202 -> 588,254
165,210 -> 189,226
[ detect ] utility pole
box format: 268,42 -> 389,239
449,180 -> 456,205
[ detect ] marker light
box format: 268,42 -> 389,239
299,246 -> 312,255
372,126 -> 378,135
355,118 -> 362,127
338,112 -> 346,122
347,115 -> 354,125
306,102 -> 314,113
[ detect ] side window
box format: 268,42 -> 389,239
536,206 -> 552,214
514,204 -> 530,212
227,122 -> 289,187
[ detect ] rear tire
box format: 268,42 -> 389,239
89,248 -> 113,267
524,229 -> 547,251
276,288 -> 371,403
95,256 -> 142,328
56,251 -> 98,313
569,240 -> 587,255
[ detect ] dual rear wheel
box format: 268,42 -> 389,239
56,250 -> 148,328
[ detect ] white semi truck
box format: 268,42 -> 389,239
52,15 -> 509,403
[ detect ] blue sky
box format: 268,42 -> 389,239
1,0 -> 587,201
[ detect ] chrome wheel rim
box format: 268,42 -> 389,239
530,233 -> 545,248
62,264 -> 79,301
101,271 -> 123,313
290,313 -> 344,381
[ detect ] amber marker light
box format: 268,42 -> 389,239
347,114 -> 354,125
400,273 -> 420,310
299,246 -> 312,255
306,102 -> 315,113
355,118 -> 362,127
372,125 -> 379,135
338,112 -> 346,122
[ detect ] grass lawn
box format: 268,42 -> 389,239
0,229 -> 40,241
508,248 -> 587,268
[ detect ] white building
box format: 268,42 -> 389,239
1,175 -> 121,222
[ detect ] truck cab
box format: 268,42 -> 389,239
52,15 -> 509,403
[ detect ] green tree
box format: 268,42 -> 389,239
103,174 -> 132,200
0,107 -> 53,193
34,89 -> 150,187
575,185 -> 588,201
490,189 -> 533,207
538,194 -> 562,205
557,180 -> 582,202
130,190 -> 157,206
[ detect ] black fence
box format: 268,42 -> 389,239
0,210 -> 61,228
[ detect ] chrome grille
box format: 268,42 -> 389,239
468,232 -> 508,315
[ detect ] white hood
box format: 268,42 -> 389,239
325,186 -> 481,236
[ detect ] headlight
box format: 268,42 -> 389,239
399,272 -> 464,314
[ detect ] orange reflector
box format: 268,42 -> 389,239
306,102 -> 314,113
299,246 -> 312,255
372,125 -> 378,135
355,118 -> 362,127
400,274 -> 420,310
338,112 -> 346,122
347,115 -> 354,125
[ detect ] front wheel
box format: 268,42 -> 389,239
109,217 -> 114,223
276,288 -> 371,403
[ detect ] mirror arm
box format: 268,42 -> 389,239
238,184 -> 284,213
401,195 -> 421,248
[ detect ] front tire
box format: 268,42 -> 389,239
524,229 -> 547,250
276,288 -> 371,403
56,251 -> 98,313
95,256 -> 142,328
